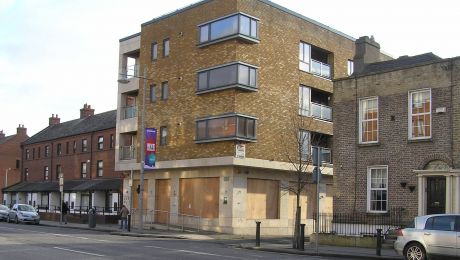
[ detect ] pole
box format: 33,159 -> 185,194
376,228 -> 382,256
138,68 -> 147,232
59,174 -> 64,225
255,221 -> 261,247
128,169 -> 133,232
315,148 -> 321,254
5,168 -> 11,188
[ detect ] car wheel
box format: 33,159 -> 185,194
404,242 -> 426,260
14,216 -> 18,224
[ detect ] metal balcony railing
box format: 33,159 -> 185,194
119,64 -> 139,80
311,146 -> 332,165
311,102 -> 332,121
119,145 -> 136,160
311,59 -> 331,79
121,106 -> 137,120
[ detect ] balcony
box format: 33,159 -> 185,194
119,145 -> 136,160
311,59 -> 331,79
121,106 -> 137,120
311,146 -> 331,165
311,102 -> 332,121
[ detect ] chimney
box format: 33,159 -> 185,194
16,124 -> 27,136
80,103 -> 95,118
353,36 -> 382,73
0,130 -> 5,138
49,114 -> 61,126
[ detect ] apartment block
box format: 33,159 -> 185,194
0,125 -> 28,204
333,36 -> 460,222
116,0 -> 355,235
4,105 -> 122,215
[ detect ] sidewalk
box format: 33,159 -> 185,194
39,220 -> 403,259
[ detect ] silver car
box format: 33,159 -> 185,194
394,214 -> 459,260
7,204 -> 40,224
0,205 -> 9,221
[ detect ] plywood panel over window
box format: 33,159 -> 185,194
155,179 -> 171,224
179,177 -> 219,218
132,180 -> 148,211
247,178 -> 279,219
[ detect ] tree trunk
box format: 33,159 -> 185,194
292,206 -> 301,249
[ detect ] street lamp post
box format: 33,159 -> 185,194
138,68 -> 147,233
59,173 -> 64,225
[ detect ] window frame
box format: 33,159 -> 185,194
196,61 -> 258,94
151,42 -> 158,60
408,89 -> 432,140
45,145 -> 50,157
97,136 -> 104,150
160,126 -> 168,146
81,162 -> 87,179
96,160 -> 103,177
163,38 -> 169,57
56,164 -> 62,180
110,134 -> 114,149
150,84 -> 157,102
367,165 -> 388,213
44,166 -> 49,181
359,97 -> 379,144
161,81 -> 168,100
195,113 -> 257,143
299,129 -> 310,161
82,139 -> 88,152
57,143 -> 62,156
197,12 -> 260,47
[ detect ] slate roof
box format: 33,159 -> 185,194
2,179 -> 122,193
358,53 -> 442,76
0,135 -> 14,145
23,110 -> 116,145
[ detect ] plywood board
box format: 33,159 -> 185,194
179,177 -> 219,218
155,179 -> 171,224
247,178 -> 279,219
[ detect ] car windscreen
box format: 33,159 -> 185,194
18,205 -> 35,212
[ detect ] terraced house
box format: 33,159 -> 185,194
4,105 -> 122,215
116,0 -> 355,235
333,36 -> 460,223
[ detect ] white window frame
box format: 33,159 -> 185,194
299,42 -> 311,72
299,85 -> 311,116
359,97 -> 379,144
408,89 -> 431,140
347,60 -> 354,76
367,165 -> 388,213
299,130 -> 310,161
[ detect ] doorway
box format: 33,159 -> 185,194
426,177 -> 446,214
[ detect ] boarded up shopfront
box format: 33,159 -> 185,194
179,177 -> 219,218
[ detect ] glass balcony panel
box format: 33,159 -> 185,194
311,102 -> 332,121
122,106 -> 137,120
119,146 -> 136,160
311,60 -> 322,75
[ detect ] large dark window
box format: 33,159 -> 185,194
199,13 -> 259,46
98,136 -> 104,150
196,114 -> 256,143
97,160 -> 103,177
197,62 -> 257,93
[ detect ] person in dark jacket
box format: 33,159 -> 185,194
61,201 -> 69,224
119,205 -> 129,230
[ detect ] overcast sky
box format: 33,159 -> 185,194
1,0 -> 458,136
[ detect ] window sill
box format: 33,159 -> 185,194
197,34 -> 260,48
196,84 -> 258,95
195,137 -> 256,144
366,211 -> 389,215
358,142 -> 380,147
408,138 -> 432,143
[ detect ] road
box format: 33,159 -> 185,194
0,222 -> 353,259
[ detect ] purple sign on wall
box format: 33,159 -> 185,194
144,128 -> 157,170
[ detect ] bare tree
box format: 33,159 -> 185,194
281,114 -> 325,249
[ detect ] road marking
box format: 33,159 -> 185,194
53,247 -> 106,257
0,226 -> 110,242
145,245 -> 240,259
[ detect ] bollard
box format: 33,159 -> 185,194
376,228 -> 382,256
127,214 -> 131,232
255,221 -> 261,247
300,224 -> 305,251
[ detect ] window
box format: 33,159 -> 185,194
299,86 -> 310,116
160,126 -> 168,146
299,130 -> 310,161
161,81 -> 168,100
151,42 -> 158,60
196,114 -> 257,143
15,160 -> 19,169
82,139 -> 88,152
56,165 -> 62,180
150,84 -> 156,102
97,160 -> 103,177
24,168 -> 28,181
299,42 -> 331,79
81,162 -> 87,178
347,60 -> 354,76
44,166 -> 49,181
66,142 -> 69,154
57,143 -> 62,156
409,89 -> 431,139
197,62 -> 258,93
38,147 -> 41,158
32,148 -> 35,159
110,134 -> 114,149
198,13 -> 259,46
98,136 -> 104,150
425,216 -> 456,231
298,85 -> 332,121
45,146 -> 50,157
73,141 -> 77,153
359,97 -> 379,143
367,166 -> 388,213
26,149 -> 30,160
163,39 -> 169,57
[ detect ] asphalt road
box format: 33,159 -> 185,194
0,222 -> 354,260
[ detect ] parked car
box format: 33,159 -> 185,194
0,205 -> 9,221
7,204 -> 40,225
394,214 -> 459,260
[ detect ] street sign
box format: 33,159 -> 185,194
235,144 -> 245,159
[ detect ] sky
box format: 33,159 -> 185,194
0,0 -> 459,137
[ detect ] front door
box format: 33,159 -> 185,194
426,177 -> 446,214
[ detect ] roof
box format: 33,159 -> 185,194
139,0 -> 355,41
0,135 -> 14,145
23,110 -> 116,145
357,53 -> 442,76
2,179 -> 122,193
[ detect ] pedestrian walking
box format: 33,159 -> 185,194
119,205 -> 129,230
61,201 -> 69,224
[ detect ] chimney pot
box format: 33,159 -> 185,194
80,103 -> 95,118
49,114 -> 61,126
16,124 -> 27,136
